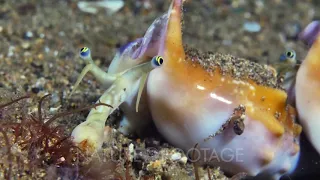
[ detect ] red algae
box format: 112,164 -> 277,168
0,93 -> 119,179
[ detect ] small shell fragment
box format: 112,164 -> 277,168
77,0 -> 124,14
243,21 -> 261,33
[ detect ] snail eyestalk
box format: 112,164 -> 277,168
68,64 -> 94,98
68,47 -> 95,98
79,47 -> 94,64
69,47 -> 119,98
274,49 -> 298,78
136,56 -> 165,112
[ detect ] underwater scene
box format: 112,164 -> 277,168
1,0 -> 320,179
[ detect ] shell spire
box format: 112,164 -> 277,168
162,0 -> 185,67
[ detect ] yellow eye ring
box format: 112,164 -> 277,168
81,47 -> 89,53
79,47 -> 91,58
151,55 -> 164,67
156,56 -> 164,65
286,51 -> 294,58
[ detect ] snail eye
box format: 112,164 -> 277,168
279,49 -> 296,63
286,50 -> 296,59
156,56 -> 164,65
80,47 -> 91,58
152,56 -> 164,67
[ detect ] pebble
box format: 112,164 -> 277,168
243,21 -> 261,33
31,87 -> 40,94
49,105 -> 61,112
58,31 -> 65,37
179,156 -> 188,164
171,152 -> 182,161
54,51 -> 59,56
147,160 -> 162,172
129,143 -> 134,162
21,42 -> 31,49
35,77 -> 46,88
44,46 -> 50,53
23,31 -> 33,39
77,0 -> 124,15
7,46 -> 15,57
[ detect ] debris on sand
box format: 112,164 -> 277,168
77,0 -> 124,15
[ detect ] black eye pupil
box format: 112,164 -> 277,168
287,51 -> 293,58
159,58 -> 163,64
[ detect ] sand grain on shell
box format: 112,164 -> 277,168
185,46 -> 284,90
